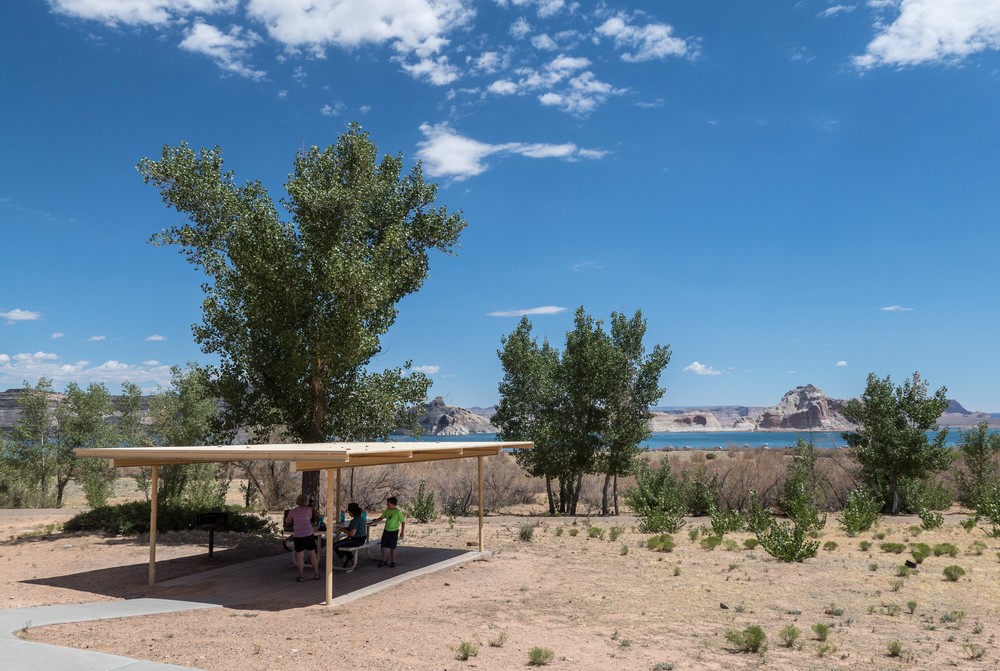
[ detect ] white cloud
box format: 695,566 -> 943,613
836,360 -> 848,366
571,260 -> 602,271
820,4 -> 856,18
595,13 -> 693,62
14,351 -> 59,362
49,0 -> 237,27
488,305 -> 568,317
856,0 -> 1000,68
397,55 -> 461,85
0,354 -> 9,364
1,308 -> 41,322
142,360 -> 161,366
683,361 -> 722,376
413,365 -> 441,374
509,17 -> 532,39
320,101 -> 346,116
51,332 -> 65,339
246,0 -> 474,59
488,79 -> 519,94
0,351 -> 174,392
144,334 -> 166,341
531,33 -> 558,50
416,122 -> 606,179
471,50 -> 506,73
179,21 -> 266,80
88,335 -> 107,341
881,305 -> 914,311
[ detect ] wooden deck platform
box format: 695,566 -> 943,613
152,545 -> 474,610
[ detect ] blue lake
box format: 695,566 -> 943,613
397,430 -> 974,450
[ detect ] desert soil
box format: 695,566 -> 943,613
5,495 -> 1000,670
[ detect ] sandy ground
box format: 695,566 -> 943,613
5,498 -> 1000,671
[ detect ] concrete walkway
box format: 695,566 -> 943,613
0,599 -> 216,671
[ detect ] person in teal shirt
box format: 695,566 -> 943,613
371,496 -> 405,567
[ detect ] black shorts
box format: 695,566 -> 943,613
293,535 -> 317,553
381,529 -> 399,550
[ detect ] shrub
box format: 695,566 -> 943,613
778,624 -> 800,647
880,542 -> 906,554
840,488 -> 882,536
906,600 -> 917,614
965,643 -> 986,660
933,543 -> 959,557
406,480 -> 437,523
608,526 -> 623,541
918,507 -> 944,530
455,641 -> 478,660
568,527 -> 579,537
699,535 -> 723,551
527,647 -> 554,666
518,524 -> 535,542
680,467 -> 720,516
63,501 -> 274,535
943,565 -> 966,582
587,526 -> 605,539
710,505 -> 746,535
823,541 -> 838,551
625,461 -> 686,533
646,534 -> 676,553
753,512 -> 819,562
886,640 -> 903,657
977,483 -> 1000,537
859,540 -> 872,551
743,538 -> 759,550
489,632 -> 507,648
968,540 -> 988,555
725,625 -> 767,653
811,623 -> 831,641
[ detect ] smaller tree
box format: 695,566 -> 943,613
624,459 -> 686,533
58,382 -> 116,507
777,437 -> 827,532
841,372 -> 949,515
954,421 -> 1000,508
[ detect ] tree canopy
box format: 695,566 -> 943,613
494,307 -> 670,515
841,371 -> 949,515
138,124 -> 466,499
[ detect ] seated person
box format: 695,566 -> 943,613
332,502 -> 367,568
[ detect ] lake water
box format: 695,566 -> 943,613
398,430 -> 974,450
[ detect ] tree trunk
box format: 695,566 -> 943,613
601,472 -> 612,516
545,476 -> 555,515
613,474 -> 620,516
890,474 -> 901,515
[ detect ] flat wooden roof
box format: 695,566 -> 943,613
76,441 -> 532,472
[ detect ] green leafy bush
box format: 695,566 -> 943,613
710,505 -> 746,535
778,624 -> 800,647
754,515 -> 819,562
943,565 -> 966,581
625,461 -> 687,533
527,646 -> 554,666
406,479 -> 437,522
699,535 -> 723,551
812,623 -> 830,641
840,488 -> 882,536
518,524 -> 535,542
880,542 -> 906,554
646,533 -> 676,552
918,507 -> 944,530
725,625 -> 767,653
63,501 -> 274,535
743,538 -> 759,550
933,543 -> 959,557
680,467 -> 720,516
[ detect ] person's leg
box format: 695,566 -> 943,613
295,549 -> 304,579
309,549 -> 319,577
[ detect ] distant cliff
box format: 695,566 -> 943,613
401,397 -> 496,436
757,384 -> 854,431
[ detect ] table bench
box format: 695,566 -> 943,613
332,537 -> 382,573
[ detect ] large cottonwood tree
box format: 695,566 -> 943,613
138,124 -> 466,500
841,372 -> 949,515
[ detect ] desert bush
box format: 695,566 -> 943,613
406,480 -> 437,523
711,450 -> 783,512
489,632 -> 507,647
886,640 -> 903,657
709,505 -> 746,535
906,600 -> 917,614
608,526 -> 623,541
840,488 -> 882,536
965,643 -> 986,660
625,461 -> 686,533
778,624 -> 800,647
646,533 -> 676,552
859,540 -> 872,550
725,625 -> 767,653
518,524 -> 535,542
918,507 -> 944,530
812,623 -> 830,641
898,476 -> 953,514
63,501 -> 274,535
933,542 -> 959,557
823,541 -> 838,551
527,646 -> 554,666
455,641 -> 478,660
880,542 -> 906,554
967,540 -> 988,555
943,565 -> 966,581
587,526 -> 605,539
699,535 -> 723,551
953,422 -> 1000,507
743,538 -> 759,550
976,483 -> 1000,537
679,466 -> 720,516
753,513 -> 819,562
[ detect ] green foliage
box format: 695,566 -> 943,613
898,476 -> 953,514
138,125 -> 462,499
587,526 -> 605,539
710,505 -> 746,535
646,534 -> 676,552
942,565 -> 966,581
608,526 -> 623,541
975,483 -> 1000,537
699,535 -> 723,551
886,640 -> 903,657
680,467 -> 719,516
841,372 -> 950,515
406,479 -> 437,523
859,540 -> 872,550
455,641 -> 478,660
527,646 -> 555,666
751,501 -> 819,562
811,623 -> 830,641
933,542 -> 959,557
489,632 -> 507,648
778,438 -> 828,532
965,643 -> 986,660
906,600 -> 917,614
954,422 -> 1000,507
743,538 -> 759,550
918,507 -> 943,530
823,541 -> 838,551
518,524 -> 535,542
63,501 -> 274,535
625,460 -> 686,533
840,488 -> 883,536
496,308 -> 670,516
778,624 -> 800,647
880,542 -> 906,554
725,625 -> 767,653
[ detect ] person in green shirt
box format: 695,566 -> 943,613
371,496 -> 405,567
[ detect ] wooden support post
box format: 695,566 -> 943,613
326,469 -> 334,606
149,465 -> 158,586
477,455 -> 484,552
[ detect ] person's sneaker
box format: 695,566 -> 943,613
313,574 -> 321,580
377,560 -> 387,567
389,562 -> 396,568
296,576 -> 304,582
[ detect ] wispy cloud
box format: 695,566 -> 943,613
1,308 -> 41,323
881,305 -> 914,312
50,332 -> 64,339
416,122 -> 607,179
0,351 -> 174,392
179,22 -> 266,80
595,12 -> 695,62
683,361 -> 722,376
145,334 -> 166,341
88,335 -> 107,341
819,5 -> 856,18
836,360 -> 848,367
413,365 -> 440,374
488,305 -> 568,317
855,0 -> 1000,69
571,260 -> 602,272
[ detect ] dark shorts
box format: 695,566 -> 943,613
333,536 -> 366,558
381,529 -> 399,550
293,535 -> 317,553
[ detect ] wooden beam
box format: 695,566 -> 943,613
477,455 -> 484,552
326,470 -> 334,606
149,465 -> 158,586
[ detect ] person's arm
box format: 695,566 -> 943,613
400,519 -> 405,540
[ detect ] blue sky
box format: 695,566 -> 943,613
2,1 -> 1000,412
